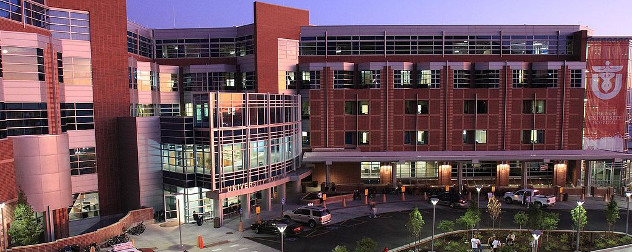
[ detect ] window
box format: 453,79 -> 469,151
184,72 -> 236,91
301,71 -> 320,89
474,70 -> 499,88
285,71 -> 296,89
359,70 -> 380,88
453,70 -> 471,88
463,130 -> 487,144
4,102 -> 48,136
130,104 -> 156,117
345,132 -> 356,145
359,101 -> 369,115
242,71 -> 256,90
57,52 -> 63,83
570,69 -> 583,88
522,130 -> 545,144
48,9 -> 91,41
24,1 -> 46,28
69,147 -> 97,175
61,103 -> 94,131
361,162 -> 380,182
159,104 -> 180,116
512,69 -> 527,88
464,100 -> 488,114
345,101 -> 368,115
0,0 -> 22,22
1,46 -> 45,81
359,131 -> 370,144
64,57 -> 92,85
301,101 -> 310,119
394,70 -> 412,88
159,72 -> 178,92
302,131 -> 310,146
210,37 -> 236,57
405,100 -> 429,114
523,100 -> 545,114
68,192 -> 99,220
417,69 -> 440,88
344,101 -> 356,115
532,70 -> 558,88
333,70 -> 354,89
404,131 -> 428,145
397,161 -> 438,178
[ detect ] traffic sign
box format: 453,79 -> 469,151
282,197 -> 286,205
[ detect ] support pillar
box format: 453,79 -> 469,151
438,163 -> 452,186
239,194 -> 251,219
457,163 -> 463,194
496,163 -> 510,187
553,163 -> 567,187
585,161 -> 592,198
325,161 -> 332,188
392,163 -> 397,186
522,161 -> 528,189
262,188 -> 272,211
214,198 -> 224,226
279,184 -> 287,203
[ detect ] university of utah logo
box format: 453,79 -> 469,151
591,61 -> 623,100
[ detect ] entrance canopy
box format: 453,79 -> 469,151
303,149 -> 632,163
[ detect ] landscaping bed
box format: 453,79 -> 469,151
400,229 -> 632,252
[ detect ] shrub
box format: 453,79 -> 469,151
332,245 -> 349,252
354,237 -> 377,252
437,220 -> 455,233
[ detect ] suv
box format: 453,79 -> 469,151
429,192 -> 469,208
283,206 -> 331,228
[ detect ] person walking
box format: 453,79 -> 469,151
492,237 -> 501,252
471,236 -> 482,252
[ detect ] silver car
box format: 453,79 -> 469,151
283,206 -> 331,228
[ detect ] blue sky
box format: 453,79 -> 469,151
127,0 -> 632,36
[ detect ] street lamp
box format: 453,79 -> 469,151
475,185 -> 482,230
277,223 -> 288,252
431,198 -> 439,252
576,200 -> 584,252
169,193 -> 184,250
531,230 -> 542,252
626,191 -> 632,234
0,202 -> 5,252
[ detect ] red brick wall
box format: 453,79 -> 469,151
8,208 -> 153,252
309,63 -> 584,152
254,2 -> 309,94
312,163 -> 361,185
48,0 -> 131,215
0,139 -> 16,203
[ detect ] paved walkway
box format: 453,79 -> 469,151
132,193 -> 632,252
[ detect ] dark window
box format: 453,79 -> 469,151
464,100 -> 487,114
61,103 -> 94,130
405,100 -> 429,114
474,70 -> 499,88
345,132 -> 356,145
463,130 -> 487,144
522,130 -> 545,144
5,102 -> 48,136
453,70 -> 471,88
333,71 -> 354,89
69,147 -> 97,175
57,52 -> 63,83
344,101 -> 356,115
404,131 -> 428,145
394,70 -> 412,88
570,69 -> 583,88
359,70 -> 380,89
37,48 -> 45,81
523,100 -> 545,114
531,70 -> 558,88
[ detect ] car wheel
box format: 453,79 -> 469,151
449,202 -> 455,208
308,220 -> 316,228
535,201 -> 543,208
504,197 -> 512,204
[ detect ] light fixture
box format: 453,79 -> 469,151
431,198 -> 439,205
0,203 -> 4,209
277,223 -> 288,252
577,200 -> 584,207
1,49 -> 7,54
475,185 -> 482,192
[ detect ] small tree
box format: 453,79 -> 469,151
8,190 -> 43,246
487,197 -> 502,230
514,211 -> 528,230
527,204 -> 544,230
354,237 -> 377,252
605,199 -> 620,233
406,208 -> 425,251
571,204 -> 588,230
457,203 -> 480,239
332,245 -> 350,252
542,212 -> 559,243
438,220 -> 455,233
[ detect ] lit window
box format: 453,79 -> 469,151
523,100 -> 545,114
522,130 -> 544,144
359,131 -> 370,144
463,130 -> 487,144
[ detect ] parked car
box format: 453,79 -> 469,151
283,206 -> 331,228
428,192 -> 469,208
251,218 -> 304,236
504,189 -> 556,207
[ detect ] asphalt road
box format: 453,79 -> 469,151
246,203 -> 632,252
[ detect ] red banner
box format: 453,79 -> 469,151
584,40 -> 629,151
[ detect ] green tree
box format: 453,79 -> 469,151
7,190 -> 43,246
457,202 -> 480,239
354,237 -> 377,252
332,245 -> 350,252
605,199 -> 620,233
514,211 -> 528,230
571,204 -> 587,230
406,208 -> 425,251
542,212 -> 559,243
527,204 -> 544,230
438,220 -> 455,233
487,197 -> 502,230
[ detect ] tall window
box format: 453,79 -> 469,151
394,70 -> 412,88
532,70 -> 558,88
523,100 -> 545,114
418,70 -> 440,88
345,132 -> 356,145
522,130 -> 545,144
345,101 -> 368,115
159,72 -> 178,92
361,162 -> 380,182
359,70 -> 380,88
48,9 -> 90,41
333,70 -> 354,89
1,46 -> 45,81
285,71 -> 296,89
512,69 -> 527,88
474,70 -> 499,88
404,131 -> 428,145
405,100 -> 429,114
69,147 -> 97,175
359,131 -> 370,144
463,130 -> 487,144
56,52 -> 63,83
570,69 -> 583,88
453,70 -> 471,88
301,71 -> 320,89
464,100 -> 488,114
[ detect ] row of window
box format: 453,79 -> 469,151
0,102 -> 48,137
1,46 -> 92,85
152,35 -> 254,59
0,1 -> 90,40
300,35 -> 573,56
69,147 -> 96,175
342,99 -> 547,115
183,71 -> 256,92
61,103 -> 94,131
128,67 -> 179,92
343,129 -> 545,145
127,31 -> 153,58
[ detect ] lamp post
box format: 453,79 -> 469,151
171,193 -> 184,250
431,198 -> 439,252
475,185 -> 482,230
626,191 -> 632,234
576,200 -> 584,252
277,223 -> 288,252
0,202 -> 5,252
531,230 -> 542,252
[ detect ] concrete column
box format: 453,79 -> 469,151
239,194 -> 251,219
585,161 -> 592,198
392,163 -> 397,186
496,163 -> 510,187
521,161 -> 528,189
279,183 -> 287,202
326,162 -> 332,187
262,188 -> 272,211
289,180 -> 302,194
214,198 -> 224,226
457,163 -> 463,193
553,163 -> 567,187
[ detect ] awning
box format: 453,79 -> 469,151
303,149 -> 632,163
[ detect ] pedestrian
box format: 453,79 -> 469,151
487,235 -> 495,247
506,232 -> 515,246
492,237 -> 501,252
471,236 -> 481,252
193,211 -> 202,226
